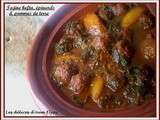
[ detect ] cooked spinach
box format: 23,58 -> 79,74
112,49 -> 128,68
108,21 -> 121,33
128,66 -> 143,86
127,65 -> 154,86
73,34 -> 88,49
119,54 -> 128,67
72,95 -> 84,107
124,65 -> 155,104
65,20 -> 88,39
65,21 -> 83,34
81,47 -> 98,61
64,20 -> 89,49
107,78 -> 119,92
123,84 -> 141,105
55,37 -> 73,54
98,5 -> 114,21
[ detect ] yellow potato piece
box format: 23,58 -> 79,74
83,13 -> 106,33
121,7 -> 145,28
55,53 -> 81,63
90,75 -> 104,102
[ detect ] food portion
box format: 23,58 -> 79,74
50,4 -> 156,112
121,6 -> 145,28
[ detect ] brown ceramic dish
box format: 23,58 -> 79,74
27,4 -> 156,116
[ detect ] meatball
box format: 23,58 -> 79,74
54,64 -> 71,84
91,36 -> 105,50
69,74 -> 85,94
91,34 -> 109,50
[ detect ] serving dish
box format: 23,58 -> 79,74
27,4 -> 156,116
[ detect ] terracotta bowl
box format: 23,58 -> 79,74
27,4 -> 156,117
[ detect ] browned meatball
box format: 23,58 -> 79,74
54,64 -> 71,84
69,74 -> 85,94
90,34 -> 110,51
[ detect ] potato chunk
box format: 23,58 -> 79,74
83,13 -> 106,35
121,6 -> 145,28
90,75 -> 104,102
83,13 -> 110,50
55,53 -> 82,64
